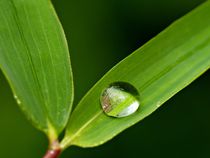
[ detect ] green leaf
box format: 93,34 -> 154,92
61,1 -> 210,148
0,0 -> 73,140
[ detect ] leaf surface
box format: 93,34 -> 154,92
0,0 -> 73,139
61,1 -> 210,148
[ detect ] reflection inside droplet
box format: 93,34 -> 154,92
100,82 -> 140,118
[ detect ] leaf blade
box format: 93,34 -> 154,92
0,0 -> 73,138
62,1 -> 210,148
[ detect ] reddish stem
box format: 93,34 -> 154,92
43,140 -> 61,158
43,148 -> 61,158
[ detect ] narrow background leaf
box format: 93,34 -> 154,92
62,1 -> 210,148
0,0 -> 73,138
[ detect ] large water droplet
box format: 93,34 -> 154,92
100,82 -> 140,118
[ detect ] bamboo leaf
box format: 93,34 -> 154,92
61,1 -> 210,148
0,0 -> 73,140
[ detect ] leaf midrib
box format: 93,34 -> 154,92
9,0 -> 52,132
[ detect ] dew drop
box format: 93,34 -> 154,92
156,101 -> 161,108
14,95 -> 18,100
14,94 -> 21,105
100,82 -> 140,118
16,99 -> 21,105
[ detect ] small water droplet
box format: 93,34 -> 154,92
156,101 -> 161,108
17,99 -> 21,105
100,82 -> 140,118
14,95 -> 21,105
14,95 -> 18,99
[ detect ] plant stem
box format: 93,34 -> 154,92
43,140 -> 62,158
43,148 -> 61,158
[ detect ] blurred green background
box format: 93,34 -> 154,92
0,0 -> 209,157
